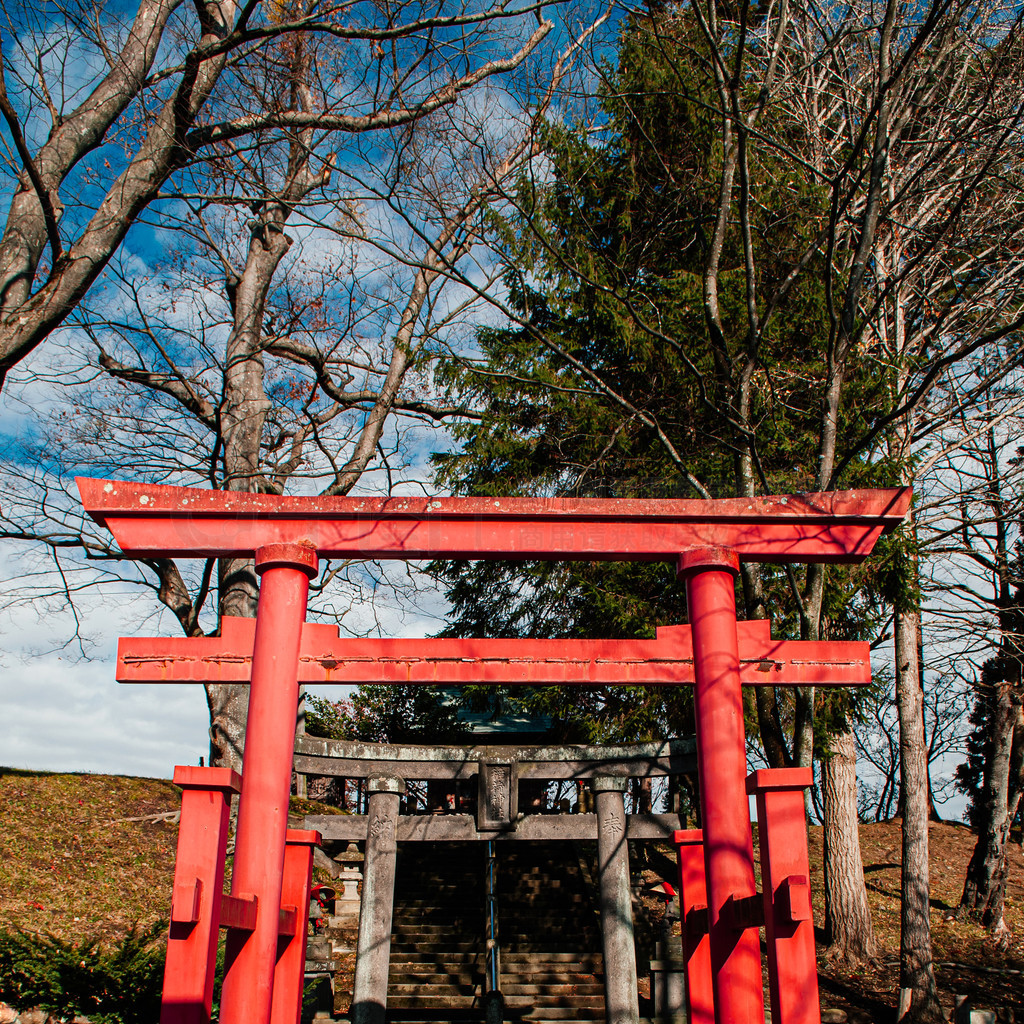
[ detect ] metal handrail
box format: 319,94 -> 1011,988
485,840 -> 501,997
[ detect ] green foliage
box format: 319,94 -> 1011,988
306,689 -> 467,745
424,8 -> 895,748
305,694 -> 356,740
871,522 -> 922,615
348,686 -> 468,744
0,923 -> 165,1023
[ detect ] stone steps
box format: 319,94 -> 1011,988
509,1007 -> 605,1022
501,972 -> 604,984
390,942 -> 481,953
490,842 -> 605,1024
500,952 -> 603,965
502,982 -> 606,997
389,952 -> 481,960
377,838 -> 607,1024
384,842 -> 486,1022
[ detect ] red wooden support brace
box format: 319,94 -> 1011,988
674,830 -> 713,1024
161,766 -> 241,1024
220,894 -> 258,931
746,768 -> 819,1024
270,829 -> 323,1024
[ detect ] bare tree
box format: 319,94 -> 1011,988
0,3 -> 602,771
919,395 -> 1024,940
855,671 -> 968,823
0,0 -> 558,390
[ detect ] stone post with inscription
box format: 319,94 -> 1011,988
351,776 -> 405,1024
593,775 -> 640,1024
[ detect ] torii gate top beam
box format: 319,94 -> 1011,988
77,478 -> 909,563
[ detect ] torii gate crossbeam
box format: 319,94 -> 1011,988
116,616 -> 870,687
77,478 -> 908,562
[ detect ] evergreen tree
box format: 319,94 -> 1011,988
429,9 -> 886,747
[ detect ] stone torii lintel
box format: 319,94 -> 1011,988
116,615 -> 872,687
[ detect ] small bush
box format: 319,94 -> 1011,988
0,923 -> 164,1024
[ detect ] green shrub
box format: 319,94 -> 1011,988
0,923 -> 164,1024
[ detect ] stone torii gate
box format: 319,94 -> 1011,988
77,478 -> 909,1024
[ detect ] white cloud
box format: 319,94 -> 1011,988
0,550 -> 211,777
0,654 -> 209,777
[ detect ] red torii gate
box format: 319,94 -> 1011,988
119,615 -> 870,1024
78,478 -> 910,1024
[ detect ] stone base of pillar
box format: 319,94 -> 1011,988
649,958 -> 686,1023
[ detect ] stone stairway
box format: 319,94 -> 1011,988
494,842 -> 606,1024
381,839 -> 607,1024
385,842 -> 487,1022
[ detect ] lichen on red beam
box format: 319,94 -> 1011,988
76,478 -> 911,563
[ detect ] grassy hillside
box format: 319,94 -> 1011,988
2,768 -> 1022,1019
0,768 -> 181,942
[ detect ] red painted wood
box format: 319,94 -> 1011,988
81,480 -> 908,1024
777,876 -> 812,923
160,767 -> 240,1024
746,768 -> 820,1024
219,894 -> 258,932
170,881 -> 202,925
117,617 -> 872,687
219,548 -> 316,1024
675,830 -> 714,1024
77,478 -> 909,562
277,906 -> 298,937
270,831 -> 321,1024
682,555 -> 765,1024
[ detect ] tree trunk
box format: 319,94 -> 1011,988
822,728 -> 877,962
958,687 -> 1020,936
206,555 -> 260,771
895,604 -> 943,1022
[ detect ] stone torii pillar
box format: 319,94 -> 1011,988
593,776 -> 640,1024
351,776 -> 405,1024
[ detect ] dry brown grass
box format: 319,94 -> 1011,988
2,769 -> 1022,1019
808,819 -> 1024,1021
0,767 -> 181,944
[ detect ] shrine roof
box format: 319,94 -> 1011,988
77,478 -> 911,563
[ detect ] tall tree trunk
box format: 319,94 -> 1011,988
822,728 -> 876,961
955,418 -> 1024,937
894,601 -> 943,1022
206,556 -> 259,771
958,688 -> 1020,937
740,563 -> 790,768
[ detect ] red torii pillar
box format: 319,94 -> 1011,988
79,478 -> 910,1024
675,828 -> 712,1024
681,548 -> 764,1024
221,544 -> 317,1024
